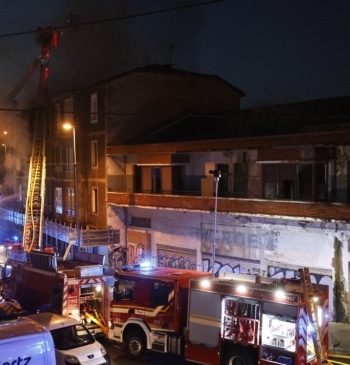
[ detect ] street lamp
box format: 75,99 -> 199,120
63,122 -> 81,250
209,169 -> 221,276
2,131 -> 7,156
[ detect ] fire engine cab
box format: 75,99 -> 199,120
108,265 -> 212,359
109,266 -> 329,365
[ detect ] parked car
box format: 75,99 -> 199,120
24,312 -> 110,365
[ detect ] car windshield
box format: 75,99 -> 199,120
51,323 -> 95,350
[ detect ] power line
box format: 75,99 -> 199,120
0,0 -> 224,39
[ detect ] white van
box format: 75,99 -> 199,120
23,312 -> 110,365
0,316 -> 56,364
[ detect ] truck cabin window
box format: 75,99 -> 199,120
150,282 -> 169,306
113,279 -> 135,301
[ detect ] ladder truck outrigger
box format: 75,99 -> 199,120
108,266 -> 329,365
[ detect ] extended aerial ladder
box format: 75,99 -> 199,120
5,57 -> 41,108
299,268 -> 328,365
22,26 -> 59,251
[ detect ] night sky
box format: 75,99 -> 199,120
1,0 -> 350,109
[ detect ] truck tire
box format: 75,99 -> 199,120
223,349 -> 253,365
125,330 -> 147,359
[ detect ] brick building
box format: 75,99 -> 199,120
2,65 -> 350,321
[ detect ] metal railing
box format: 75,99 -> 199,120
0,207 -> 120,247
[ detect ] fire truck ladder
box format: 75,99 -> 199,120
23,26 -> 58,252
299,268 -> 327,365
84,309 -> 109,336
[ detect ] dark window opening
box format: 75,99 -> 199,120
113,279 -> 135,301
263,163 -> 327,202
217,163 -> 229,197
172,165 -> 184,194
150,282 -> 169,306
152,167 -> 161,194
233,163 -> 248,198
134,165 -> 142,193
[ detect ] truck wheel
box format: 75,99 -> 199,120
223,350 -> 253,365
125,330 -> 147,359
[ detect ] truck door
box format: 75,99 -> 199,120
146,280 -> 176,330
188,289 -> 221,347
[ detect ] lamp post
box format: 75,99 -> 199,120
209,169 -> 221,276
2,131 -> 7,157
2,143 -> 6,175
63,123 -> 81,250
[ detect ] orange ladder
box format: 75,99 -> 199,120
299,268 -> 327,365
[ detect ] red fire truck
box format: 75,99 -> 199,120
108,266 -> 329,365
4,249 -> 114,335
108,265 -> 212,357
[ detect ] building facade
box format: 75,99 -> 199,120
106,97 -> 350,322
1,64 -> 349,321
44,64 -> 244,260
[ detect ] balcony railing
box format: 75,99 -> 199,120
107,191 -> 350,222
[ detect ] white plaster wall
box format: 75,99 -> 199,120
107,205 -> 126,244
272,225 -> 333,270
186,151 -> 244,177
107,203 -> 350,280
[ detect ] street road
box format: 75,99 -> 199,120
98,337 -> 193,365
99,321 -> 350,365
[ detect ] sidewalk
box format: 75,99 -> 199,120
329,322 -> 350,357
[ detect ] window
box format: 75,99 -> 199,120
51,324 -> 94,351
152,167 -> 161,193
233,163 -> 248,197
113,279 -> 135,301
134,166 -> 142,193
55,187 -> 63,214
63,97 -> 73,124
150,282 -> 170,306
91,187 -> 98,214
217,163 -> 229,197
66,188 -> 75,216
134,165 -> 185,194
54,102 -> 62,131
131,216 -> 151,228
172,166 -> 184,194
91,140 -> 98,168
66,146 -> 73,172
16,157 -> 21,172
263,163 -> 327,201
90,92 -> 98,123
54,146 -> 64,173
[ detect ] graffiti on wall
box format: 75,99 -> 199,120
157,244 -> 197,270
108,244 -> 127,269
201,223 -> 279,262
128,242 -> 146,265
267,265 -> 332,286
202,255 -> 262,277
